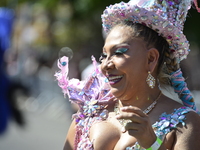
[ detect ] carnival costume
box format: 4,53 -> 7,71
55,56 -> 195,150
55,0 -> 200,149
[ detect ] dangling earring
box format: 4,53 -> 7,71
146,71 -> 155,88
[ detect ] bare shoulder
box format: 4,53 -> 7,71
174,110 -> 200,150
179,110 -> 200,130
153,95 -> 184,117
63,119 -> 76,150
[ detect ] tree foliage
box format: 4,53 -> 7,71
1,0 -> 200,83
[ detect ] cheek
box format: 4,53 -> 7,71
100,62 -> 106,75
115,60 -> 126,69
114,57 -> 134,72
118,57 -> 146,78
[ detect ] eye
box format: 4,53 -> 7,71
114,48 -> 128,55
99,52 -> 107,63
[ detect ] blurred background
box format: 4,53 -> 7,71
0,0 -> 200,150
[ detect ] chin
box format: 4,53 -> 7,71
110,88 -> 126,100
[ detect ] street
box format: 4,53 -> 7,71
0,108 -> 72,150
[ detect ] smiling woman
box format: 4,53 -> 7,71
55,0 -> 200,150
100,26 -> 151,100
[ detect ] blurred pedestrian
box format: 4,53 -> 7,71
0,7 -> 26,134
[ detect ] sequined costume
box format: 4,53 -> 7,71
74,106 -> 192,150
127,107 -> 192,150
55,56 -> 193,150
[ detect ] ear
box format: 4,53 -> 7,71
147,48 -> 159,73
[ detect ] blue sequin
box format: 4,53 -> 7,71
61,62 -> 67,66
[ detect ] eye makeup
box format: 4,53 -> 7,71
100,44 -> 129,62
115,47 -> 128,54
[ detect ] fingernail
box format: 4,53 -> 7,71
121,127 -> 126,133
115,115 -> 120,119
120,107 -> 126,111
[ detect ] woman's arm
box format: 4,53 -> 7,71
173,111 -> 200,150
63,119 -> 76,150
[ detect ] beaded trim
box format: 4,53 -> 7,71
101,0 -> 194,62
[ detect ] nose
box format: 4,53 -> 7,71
101,57 -> 114,71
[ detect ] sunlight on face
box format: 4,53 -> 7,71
101,25 -> 149,100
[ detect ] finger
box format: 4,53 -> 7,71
122,119 -> 149,134
125,121 -> 142,130
116,112 -> 143,123
120,106 -> 147,117
122,122 -> 139,133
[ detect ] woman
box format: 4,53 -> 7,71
55,0 -> 200,149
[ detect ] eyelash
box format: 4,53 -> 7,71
99,48 -> 128,62
99,53 -> 107,62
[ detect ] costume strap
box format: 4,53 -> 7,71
170,69 -> 199,113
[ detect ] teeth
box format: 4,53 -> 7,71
108,75 -> 123,81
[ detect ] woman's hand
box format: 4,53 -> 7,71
115,106 -> 157,149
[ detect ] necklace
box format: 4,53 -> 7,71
114,92 -> 162,126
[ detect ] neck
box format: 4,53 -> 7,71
118,86 -> 162,111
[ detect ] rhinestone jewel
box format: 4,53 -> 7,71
168,1 -> 174,6
168,27 -> 173,31
175,35 -> 180,39
162,21 -> 169,28
120,13 -> 125,17
83,100 -> 101,116
153,22 -> 159,26
61,62 -> 67,66
171,114 -> 178,119
162,0 -> 168,7
99,109 -> 108,120
160,121 -> 170,130
149,80 -> 154,87
152,14 -> 158,19
178,49 -> 184,54
134,8 -> 140,13
178,115 -> 185,120
153,19 -> 159,22
141,16 -> 148,20
171,119 -> 179,125
79,91 -> 85,95
167,35 -> 172,39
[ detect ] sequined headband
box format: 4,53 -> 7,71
101,0 -> 200,62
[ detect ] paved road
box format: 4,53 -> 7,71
0,110 -> 72,150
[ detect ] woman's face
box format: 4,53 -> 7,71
100,26 -> 149,100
